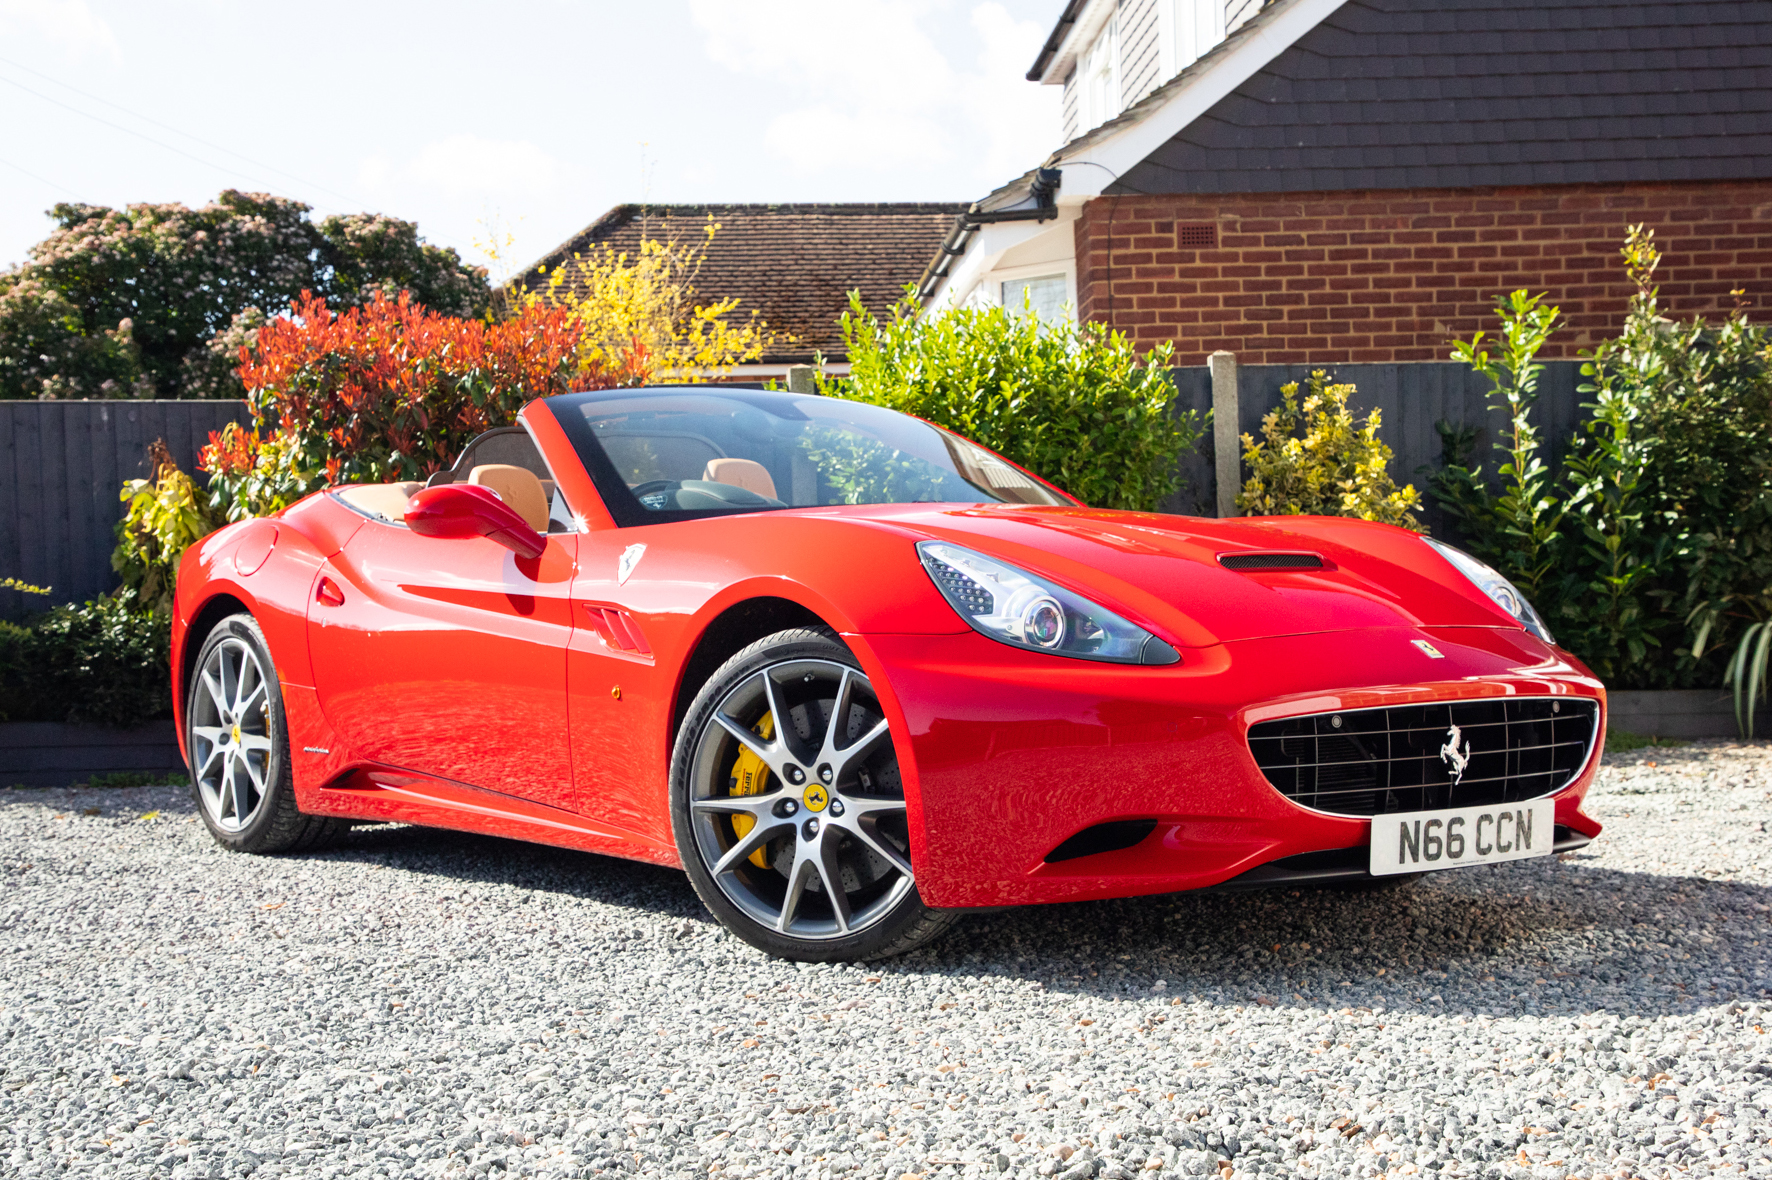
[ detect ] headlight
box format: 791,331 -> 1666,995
1423,537 -> 1555,644
917,541 -> 1180,665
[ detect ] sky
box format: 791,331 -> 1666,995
0,0 -> 1064,279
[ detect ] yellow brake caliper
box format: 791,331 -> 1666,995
728,712 -> 775,869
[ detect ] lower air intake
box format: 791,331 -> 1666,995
1044,819 -> 1157,863
1247,698 -> 1598,817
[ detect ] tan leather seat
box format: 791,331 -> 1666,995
336,482 -> 423,522
468,464 -> 549,533
702,458 -> 778,500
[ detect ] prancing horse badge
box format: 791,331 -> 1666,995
618,543 -> 646,585
1440,723 -> 1472,786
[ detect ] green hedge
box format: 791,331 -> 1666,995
820,290 -> 1202,512
0,592 -> 171,727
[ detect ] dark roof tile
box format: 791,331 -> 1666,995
510,203 -> 966,364
1115,0 -> 1772,195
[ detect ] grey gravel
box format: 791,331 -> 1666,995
2,740 -> 1770,1180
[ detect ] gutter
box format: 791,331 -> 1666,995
1027,0 -> 1088,81
916,168 -> 1062,301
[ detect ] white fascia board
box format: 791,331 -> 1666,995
924,211 -> 1079,313
1039,0 -> 1117,85
1054,0 -> 1349,195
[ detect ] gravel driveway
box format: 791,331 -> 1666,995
2,742 -> 1769,1180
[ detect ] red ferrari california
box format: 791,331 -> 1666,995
172,386 -> 1605,960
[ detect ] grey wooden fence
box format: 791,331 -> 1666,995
0,400 -> 251,617
0,367 -> 1586,619
1163,359 -> 1588,540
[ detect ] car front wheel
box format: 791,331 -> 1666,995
670,627 -> 957,961
186,612 -> 342,854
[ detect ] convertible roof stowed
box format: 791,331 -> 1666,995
166,385 -> 1606,961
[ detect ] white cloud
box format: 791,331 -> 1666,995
0,0 -> 120,59
353,136 -> 569,274
689,0 -> 1058,187
360,135 -> 561,200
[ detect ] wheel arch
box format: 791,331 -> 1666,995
174,591 -> 255,754
669,596 -> 831,746
182,593 -> 251,695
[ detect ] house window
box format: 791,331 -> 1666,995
1003,275 -> 1069,322
1168,0 -> 1227,77
1080,12 -> 1121,132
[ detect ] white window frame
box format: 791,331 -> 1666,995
988,261 -> 1079,322
1079,12 -> 1122,133
1163,0 -> 1228,81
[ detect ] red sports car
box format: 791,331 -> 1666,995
172,387 -> 1605,960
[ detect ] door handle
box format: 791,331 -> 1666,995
315,576 -> 346,607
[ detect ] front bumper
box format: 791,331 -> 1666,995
851,625 -> 1605,909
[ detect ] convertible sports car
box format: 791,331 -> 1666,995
173,386 -> 1605,960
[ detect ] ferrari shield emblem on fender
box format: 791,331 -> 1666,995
1412,639 -> 1444,659
1440,723 -> 1472,786
618,543 -> 646,585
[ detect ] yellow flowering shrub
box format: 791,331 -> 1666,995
1237,370 -> 1422,528
508,219 -> 781,385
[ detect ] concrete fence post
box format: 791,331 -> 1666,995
784,365 -> 817,395
1208,350 -> 1240,517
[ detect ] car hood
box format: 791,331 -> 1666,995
861,504 -> 1519,648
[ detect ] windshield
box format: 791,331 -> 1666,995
549,387 -> 1071,525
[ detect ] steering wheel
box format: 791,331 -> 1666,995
629,480 -> 678,500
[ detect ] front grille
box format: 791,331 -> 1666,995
1247,698 -> 1598,817
1219,552 -> 1323,571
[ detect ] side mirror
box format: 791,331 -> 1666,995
405,484 -> 546,559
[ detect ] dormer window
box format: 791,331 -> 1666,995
1079,12 -> 1121,132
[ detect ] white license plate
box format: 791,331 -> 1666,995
1369,798 -> 1555,876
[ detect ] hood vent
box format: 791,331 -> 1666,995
1219,552 -> 1324,571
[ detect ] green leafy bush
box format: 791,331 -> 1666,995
113,442 -> 224,615
1433,290 -> 1568,605
1236,370 -> 1422,527
1432,226 -> 1772,690
0,591 -> 171,727
0,190 -> 489,400
821,290 -> 1201,511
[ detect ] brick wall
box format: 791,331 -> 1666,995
1073,180 -> 1772,365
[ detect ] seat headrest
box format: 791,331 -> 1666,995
467,464 -> 549,533
702,458 -> 778,501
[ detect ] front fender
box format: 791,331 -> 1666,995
171,517 -> 330,767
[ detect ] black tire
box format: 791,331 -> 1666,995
186,613 -> 344,854
669,627 -> 959,962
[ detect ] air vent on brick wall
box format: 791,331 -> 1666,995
1177,223 -> 1217,249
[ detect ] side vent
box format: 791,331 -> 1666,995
582,604 -> 652,657
1044,819 -> 1157,863
1218,552 -> 1325,571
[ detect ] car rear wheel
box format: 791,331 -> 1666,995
187,613 -> 343,854
670,627 -> 958,961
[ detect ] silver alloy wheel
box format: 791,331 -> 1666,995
687,659 -> 913,941
190,636 -> 274,833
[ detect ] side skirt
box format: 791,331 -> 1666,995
304,766 -> 683,869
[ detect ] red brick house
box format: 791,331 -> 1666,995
514,203 -> 966,379
921,0 -> 1772,364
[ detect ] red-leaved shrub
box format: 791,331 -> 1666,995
235,290 -> 582,485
